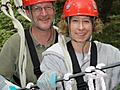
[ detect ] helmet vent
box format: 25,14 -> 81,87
92,3 -> 97,10
66,4 -> 71,10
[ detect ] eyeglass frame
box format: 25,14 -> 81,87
30,5 -> 55,13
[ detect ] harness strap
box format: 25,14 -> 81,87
90,41 -> 97,89
25,29 -> 58,79
55,31 -> 58,43
90,41 -> 97,66
25,29 -> 42,79
67,41 -> 97,90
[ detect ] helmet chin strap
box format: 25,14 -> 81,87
87,35 -> 92,42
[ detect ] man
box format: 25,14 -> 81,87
0,0 -> 58,87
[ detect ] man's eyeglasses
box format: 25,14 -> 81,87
31,6 -> 54,13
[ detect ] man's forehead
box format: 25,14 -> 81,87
32,1 -> 53,6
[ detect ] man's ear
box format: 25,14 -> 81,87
26,10 -> 30,15
25,10 -> 31,18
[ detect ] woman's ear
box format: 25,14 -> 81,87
57,17 -> 67,35
95,18 -> 104,33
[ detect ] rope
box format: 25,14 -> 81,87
63,73 -> 73,90
57,61 -> 120,82
81,63 -> 107,90
1,0 -> 27,87
85,66 -> 95,90
14,0 -> 31,22
53,26 -> 73,73
59,34 -> 73,73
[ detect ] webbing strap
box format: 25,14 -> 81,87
90,41 -> 97,89
25,29 -> 58,79
25,29 -> 42,79
90,41 -> 97,66
67,41 -> 97,90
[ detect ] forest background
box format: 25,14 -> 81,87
0,0 -> 120,89
0,0 -> 120,50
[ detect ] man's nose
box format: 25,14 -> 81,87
40,8 -> 47,16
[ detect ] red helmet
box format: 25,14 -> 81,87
22,0 -> 56,7
63,0 -> 98,18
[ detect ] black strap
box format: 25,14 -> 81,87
25,29 -> 58,79
90,41 -> 97,66
67,41 -> 97,90
25,29 -> 42,79
67,41 -> 88,90
55,31 -> 58,43
90,41 -> 97,89
13,75 -> 21,86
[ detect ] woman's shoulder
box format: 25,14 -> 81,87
94,41 -> 119,53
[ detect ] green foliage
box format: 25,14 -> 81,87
118,85 -> 120,90
107,15 -> 120,23
55,2 -> 65,25
0,13 -> 14,31
0,29 -> 14,50
0,12 -> 15,49
95,0 -> 120,23
16,13 -> 31,29
110,0 -> 120,15
0,0 -> 120,51
93,21 -> 120,49
0,7 -> 31,49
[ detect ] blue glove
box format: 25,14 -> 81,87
9,86 -> 17,90
49,72 -> 57,88
37,71 -> 57,90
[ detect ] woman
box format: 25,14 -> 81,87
38,0 -> 120,90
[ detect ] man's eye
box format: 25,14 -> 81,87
45,6 -> 54,10
32,6 -> 53,11
32,6 -> 41,11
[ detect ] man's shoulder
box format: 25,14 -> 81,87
2,33 -> 21,48
7,33 -> 20,42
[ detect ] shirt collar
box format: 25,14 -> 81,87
29,26 -> 57,48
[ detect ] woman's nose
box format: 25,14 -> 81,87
78,21 -> 84,30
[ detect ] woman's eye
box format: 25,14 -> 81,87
72,19 -> 78,22
83,20 -> 90,23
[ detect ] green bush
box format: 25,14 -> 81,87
118,86 -> 120,90
0,1 -> 120,51
0,10 -> 31,50
93,22 -> 120,50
